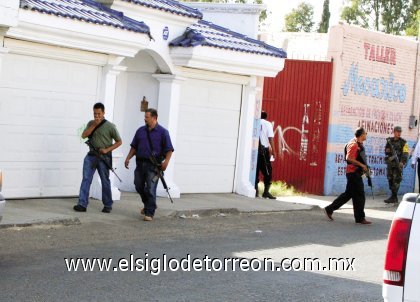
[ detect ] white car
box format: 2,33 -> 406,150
0,171 -> 5,222
383,193 -> 420,301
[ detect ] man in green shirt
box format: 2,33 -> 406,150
74,102 -> 122,213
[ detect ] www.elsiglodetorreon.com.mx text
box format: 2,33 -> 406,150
64,254 -> 356,275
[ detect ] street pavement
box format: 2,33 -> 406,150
0,191 -> 396,228
0,207 -> 393,301
0,192 -> 398,301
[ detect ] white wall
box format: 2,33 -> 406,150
0,0 -> 19,28
184,2 -> 264,39
261,31 -> 329,61
113,51 -> 159,192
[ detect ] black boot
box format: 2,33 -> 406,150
384,195 -> 394,203
392,191 -> 399,203
385,191 -> 398,204
262,185 -> 276,199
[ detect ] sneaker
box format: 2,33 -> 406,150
144,216 -> 153,222
73,205 -> 87,212
262,192 -> 276,199
102,207 -> 112,213
323,208 -> 333,221
356,219 -> 372,225
140,208 -> 145,215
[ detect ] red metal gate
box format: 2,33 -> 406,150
262,59 -> 333,194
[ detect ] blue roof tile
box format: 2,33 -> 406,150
170,20 -> 287,58
121,0 -> 202,19
20,0 -> 151,36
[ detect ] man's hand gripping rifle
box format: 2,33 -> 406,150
149,155 -> 173,203
85,140 -> 122,182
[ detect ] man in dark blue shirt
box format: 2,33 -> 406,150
125,108 -> 174,221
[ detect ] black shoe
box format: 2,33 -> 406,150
73,205 -> 87,212
384,196 -> 394,203
356,219 -> 372,225
323,208 -> 333,221
102,207 -> 112,213
262,192 -> 276,199
385,197 -> 398,204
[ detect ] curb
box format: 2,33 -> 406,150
0,217 -> 81,229
171,205 -> 318,218
172,208 -> 240,218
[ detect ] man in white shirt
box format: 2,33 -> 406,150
411,138 -> 420,192
255,111 -> 276,199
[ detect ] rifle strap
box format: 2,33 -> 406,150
146,127 -> 158,163
88,119 -> 107,140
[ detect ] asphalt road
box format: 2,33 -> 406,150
0,208 -> 393,302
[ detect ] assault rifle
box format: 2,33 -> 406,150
365,167 -> 374,200
85,140 -> 122,182
358,145 -> 374,199
386,138 -> 402,171
258,142 -> 270,176
149,155 -> 173,203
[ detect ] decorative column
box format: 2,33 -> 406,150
235,76 -> 260,197
0,45 -> 9,74
90,56 -> 127,201
152,74 -> 185,199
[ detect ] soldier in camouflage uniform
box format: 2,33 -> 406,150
384,126 -> 409,204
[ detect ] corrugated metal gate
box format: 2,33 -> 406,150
262,59 -> 333,194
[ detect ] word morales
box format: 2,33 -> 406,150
364,43 -> 396,65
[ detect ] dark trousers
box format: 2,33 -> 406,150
134,160 -> 158,217
255,147 -> 272,189
325,172 -> 366,223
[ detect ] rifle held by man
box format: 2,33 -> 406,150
85,140 -> 122,182
365,167 -> 374,200
149,155 -> 174,203
386,138 -> 403,172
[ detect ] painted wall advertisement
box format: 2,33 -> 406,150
325,25 -> 419,196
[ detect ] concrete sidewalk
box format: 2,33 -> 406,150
0,192 -> 395,229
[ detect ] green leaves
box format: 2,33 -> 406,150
340,0 -> 418,36
318,0 -> 331,33
284,2 -> 315,32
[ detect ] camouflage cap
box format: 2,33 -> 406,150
394,126 -> 402,132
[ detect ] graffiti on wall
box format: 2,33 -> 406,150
77,123 -> 87,143
272,103 -> 323,167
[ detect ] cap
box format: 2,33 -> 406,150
394,126 -> 402,132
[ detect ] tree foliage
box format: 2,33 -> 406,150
284,2 -> 315,32
341,0 -> 373,29
404,1 -> 419,36
318,0 -> 330,33
340,0 -> 418,35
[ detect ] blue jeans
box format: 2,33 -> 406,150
134,160 -> 158,217
78,154 -> 113,208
